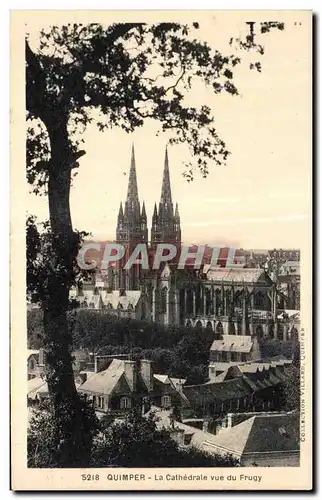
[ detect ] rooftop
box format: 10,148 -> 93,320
210,335 -> 254,353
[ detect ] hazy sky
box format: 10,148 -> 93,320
26,11 -> 311,249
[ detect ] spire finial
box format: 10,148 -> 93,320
141,201 -> 147,218
126,144 -> 139,207
175,202 -> 180,220
118,201 -> 124,219
160,146 -> 172,206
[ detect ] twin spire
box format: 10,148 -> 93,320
117,144 -> 181,245
122,144 -> 179,220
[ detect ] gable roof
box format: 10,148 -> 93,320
78,358 -> 127,395
70,288 -> 142,310
27,349 -> 39,361
210,335 -> 254,353
208,412 -> 299,456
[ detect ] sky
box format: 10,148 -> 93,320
26,11 -> 311,249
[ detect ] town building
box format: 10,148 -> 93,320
208,335 -> 261,376
70,146 -> 300,343
150,407 -> 299,467
77,357 -> 187,416
27,349 -> 45,380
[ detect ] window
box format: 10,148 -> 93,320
96,396 -> 104,409
120,396 -> 131,410
241,353 -> 247,362
184,434 -> 193,445
221,351 -> 227,362
231,352 -> 238,362
161,395 -> 171,408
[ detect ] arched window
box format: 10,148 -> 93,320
195,320 -> 203,329
206,321 -> 213,330
216,321 -> 223,335
290,327 -> 298,341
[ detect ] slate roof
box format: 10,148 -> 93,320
206,268 -> 271,284
208,413 -> 299,456
208,361 -> 241,373
154,374 -> 186,386
70,288 -> 142,310
210,335 -> 253,353
78,358 -> 127,395
28,377 -> 47,398
27,349 -> 39,360
183,377 -> 252,405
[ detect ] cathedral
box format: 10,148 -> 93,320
114,145 -> 181,291
71,145 -> 300,343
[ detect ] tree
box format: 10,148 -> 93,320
28,397 -> 99,468
91,408 -> 238,467
26,20 -> 284,465
280,363 -> 300,411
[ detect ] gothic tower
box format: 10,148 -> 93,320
151,147 -> 181,248
116,145 -> 148,290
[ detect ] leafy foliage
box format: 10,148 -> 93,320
28,396 -> 99,468
28,310 -> 214,384
28,403 -> 238,468
26,215 -> 93,307
279,363 -> 301,412
26,21 -> 284,189
25,19 -> 284,466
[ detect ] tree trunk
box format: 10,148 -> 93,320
42,116 -> 92,466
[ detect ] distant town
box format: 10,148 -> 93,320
27,146 -> 301,467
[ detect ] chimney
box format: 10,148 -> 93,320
124,360 -> 137,391
38,348 -> 44,366
140,359 -> 153,392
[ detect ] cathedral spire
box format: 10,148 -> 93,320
141,201 -> 147,219
174,202 -> 180,221
126,144 -> 139,206
118,201 -> 124,219
160,146 -> 173,206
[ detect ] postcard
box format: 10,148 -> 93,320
11,9 -> 312,491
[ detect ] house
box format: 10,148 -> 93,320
78,358 -> 159,415
203,411 -> 300,466
183,358 -> 292,418
27,376 -> 82,404
153,375 -> 188,409
70,287 -> 151,321
27,349 -> 45,380
279,261 -> 300,277
182,377 -> 253,418
151,407 -> 299,467
209,335 -> 261,377
27,348 -> 92,379
77,357 -> 188,416
27,376 -> 48,403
